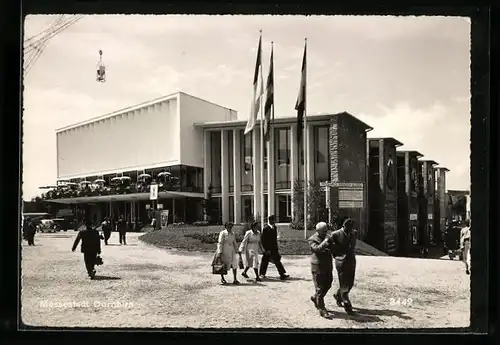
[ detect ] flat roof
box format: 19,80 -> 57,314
397,150 -> 424,158
435,166 -> 450,172
194,111 -> 374,131
45,191 -> 205,204
55,91 -> 237,133
368,137 -> 404,147
420,159 -> 439,166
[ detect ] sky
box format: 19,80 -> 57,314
22,15 -> 471,200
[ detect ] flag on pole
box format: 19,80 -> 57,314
244,33 -> 264,135
295,40 -> 307,144
264,43 -> 274,142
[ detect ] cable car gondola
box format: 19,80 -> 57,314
96,49 -> 106,82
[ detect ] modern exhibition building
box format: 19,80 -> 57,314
45,91 -> 450,256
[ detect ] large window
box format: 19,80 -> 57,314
275,127 -> 291,190
210,131 -> 222,193
314,126 -> 330,183
241,195 -> 253,222
228,196 -> 234,222
240,130 -> 253,192
228,132 -> 234,192
276,194 -> 292,223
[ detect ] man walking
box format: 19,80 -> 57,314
101,217 -> 112,245
330,218 -> 358,314
118,216 -> 127,245
460,219 -> 471,275
72,221 -> 102,279
24,219 -> 37,246
308,222 -> 335,317
259,215 -> 289,280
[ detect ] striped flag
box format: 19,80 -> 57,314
244,34 -> 264,135
263,43 -> 274,142
295,40 -> 307,144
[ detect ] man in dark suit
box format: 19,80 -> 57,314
72,221 -> 102,279
308,221 -> 335,317
330,218 -> 357,313
259,215 -> 289,280
101,217 -> 112,245
117,216 -> 127,245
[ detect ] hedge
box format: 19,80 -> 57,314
139,226 -> 316,255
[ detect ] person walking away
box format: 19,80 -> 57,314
330,218 -> 358,314
25,219 -> 37,245
214,221 -> 240,285
101,218 -> 112,245
238,221 -> 264,282
308,222 -> 336,317
259,215 -> 289,280
460,219 -> 471,275
71,221 -> 102,279
118,216 -> 127,245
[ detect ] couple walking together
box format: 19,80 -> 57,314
308,219 -> 358,317
213,215 -> 290,285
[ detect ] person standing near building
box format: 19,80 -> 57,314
101,217 -> 112,245
118,215 -> 127,245
460,219 -> 471,275
308,222 -> 336,317
71,221 -> 102,279
330,218 -> 358,314
238,221 -> 264,282
259,215 -> 289,280
24,219 -> 37,246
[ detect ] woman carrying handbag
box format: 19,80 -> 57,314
211,221 -> 240,285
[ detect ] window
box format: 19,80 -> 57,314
228,132 -> 234,192
241,130 -> 253,192
275,127 -> 291,190
314,126 -> 330,183
276,194 -> 292,223
210,131 -> 222,193
229,196 -> 234,222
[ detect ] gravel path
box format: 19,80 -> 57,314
21,232 -> 470,329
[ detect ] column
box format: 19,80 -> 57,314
252,127 -> 262,219
267,128 -> 275,218
233,129 -> 242,223
221,130 -> 229,223
437,167 -> 449,235
290,124 -> 298,218
203,130 -> 211,221
466,194 -> 471,221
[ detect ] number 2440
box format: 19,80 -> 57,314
390,298 -> 413,307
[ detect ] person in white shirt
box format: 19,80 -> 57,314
238,222 -> 265,282
460,219 -> 471,275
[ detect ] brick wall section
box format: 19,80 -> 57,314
329,114 -> 368,238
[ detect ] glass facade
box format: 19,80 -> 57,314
314,125 -> 330,183
228,196 -> 234,222
276,194 -> 292,223
275,127 -> 291,190
241,195 -> 253,222
210,131 -> 222,193
241,130 -> 253,192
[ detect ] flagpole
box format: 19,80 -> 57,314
303,38 -> 308,240
259,31 -> 265,232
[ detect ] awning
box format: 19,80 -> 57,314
45,191 -> 204,204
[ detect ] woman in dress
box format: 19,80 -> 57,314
215,221 -> 240,285
238,221 -> 264,282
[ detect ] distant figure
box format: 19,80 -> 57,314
72,222 -> 102,279
330,218 -> 358,314
308,222 -> 336,317
460,219 -> 471,275
214,221 -> 240,285
118,216 -> 127,245
259,215 -> 289,280
25,219 -> 37,246
238,221 -> 264,282
101,218 -> 112,245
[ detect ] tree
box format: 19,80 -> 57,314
290,179 -> 326,230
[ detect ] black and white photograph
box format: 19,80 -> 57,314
21,14 -> 472,329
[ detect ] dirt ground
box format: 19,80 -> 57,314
21,232 -> 470,329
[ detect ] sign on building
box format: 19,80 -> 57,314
150,184 -> 158,200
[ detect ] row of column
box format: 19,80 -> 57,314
203,124 -> 315,224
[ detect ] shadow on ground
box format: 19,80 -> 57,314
93,275 -> 121,281
323,307 -> 413,323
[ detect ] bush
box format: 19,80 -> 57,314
193,221 -> 210,227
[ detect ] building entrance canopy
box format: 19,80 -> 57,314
46,191 -> 204,204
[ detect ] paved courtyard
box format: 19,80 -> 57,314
21,232 -> 470,329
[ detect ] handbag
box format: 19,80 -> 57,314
212,256 -> 227,275
95,255 -> 104,266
